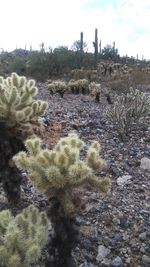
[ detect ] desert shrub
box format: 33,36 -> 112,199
106,87 -> 150,141
26,51 -> 50,81
9,57 -> 27,75
0,205 -> 50,267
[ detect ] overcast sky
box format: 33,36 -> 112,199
0,0 -> 150,59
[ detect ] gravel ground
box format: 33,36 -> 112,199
0,84 -> 150,267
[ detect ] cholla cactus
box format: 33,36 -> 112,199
77,79 -> 89,94
68,79 -> 78,94
106,87 -> 150,140
89,82 -> 101,102
0,72 -> 48,203
68,79 -> 89,94
0,72 -> 48,133
89,82 -> 101,95
48,80 -> 67,98
0,205 -> 50,267
14,133 -> 109,215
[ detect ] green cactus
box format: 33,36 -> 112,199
89,82 -> 101,102
13,132 -> 109,267
106,87 -> 150,140
93,28 -> 98,68
68,79 -> 89,94
14,132 -> 109,215
48,80 -> 67,98
0,72 -> 47,133
0,72 -> 48,203
68,79 -> 79,94
80,32 -> 84,52
0,205 -> 50,267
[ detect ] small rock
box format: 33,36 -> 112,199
110,166 -> 122,176
142,255 -> 150,266
125,257 -> 131,264
139,232 -> 147,241
117,175 -> 132,186
101,258 -> 111,267
79,262 -> 95,267
119,216 -> 130,229
82,239 -> 93,250
74,216 -> 85,226
96,245 -> 111,262
111,233 -> 123,248
111,256 -> 123,267
140,157 -> 150,170
84,255 -> 94,262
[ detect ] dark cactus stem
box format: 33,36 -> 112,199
50,91 -> 54,96
80,32 -> 83,52
58,91 -> 64,98
113,41 -> 116,56
75,88 -> 80,94
94,28 -> 98,69
81,87 -> 86,95
0,122 -> 25,204
95,92 -> 100,103
99,40 -> 102,55
105,93 -> 113,104
71,87 -> 75,94
46,198 -> 78,267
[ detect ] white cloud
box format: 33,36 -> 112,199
0,0 -> 149,59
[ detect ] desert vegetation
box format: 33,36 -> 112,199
0,39 -> 150,267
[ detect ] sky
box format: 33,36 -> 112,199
0,0 -> 150,59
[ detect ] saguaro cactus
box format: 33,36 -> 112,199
99,40 -> 102,55
80,31 -> 83,52
93,28 -> 98,68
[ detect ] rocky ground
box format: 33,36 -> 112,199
0,84 -> 150,267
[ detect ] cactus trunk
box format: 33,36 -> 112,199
95,92 -> 100,103
0,122 -> 24,203
80,32 -> 83,52
94,28 -> 98,68
46,198 -> 78,267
